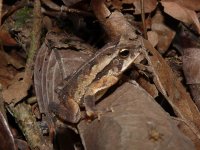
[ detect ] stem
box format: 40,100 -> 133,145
140,0 -> 147,39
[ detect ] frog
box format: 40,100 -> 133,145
49,33 -> 143,123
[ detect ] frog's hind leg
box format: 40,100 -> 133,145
49,99 -> 81,123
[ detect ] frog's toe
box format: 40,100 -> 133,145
86,109 -> 95,117
86,110 -> 103,121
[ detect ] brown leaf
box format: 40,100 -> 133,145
0,111 -> 16,150
161,1 -> 200,34
0,51 -> 18,88
0,27 -> 17,46
61,0 -> 82,6
173,24 -> 200,110
4,52 -> 24,69
78,82 -> 195,150
147,31 -> 158,47
183,48 -> 200,84
162,0 -> 200,11
143,39 -> 200,148
151,9 -> 176,53
2,72 -> 32,104
137,77 -> 158,98
14,139 -> 30,150
110,0 -> 157,14
152,23 -> 175,53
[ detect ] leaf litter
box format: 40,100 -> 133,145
0,0 -> 200,149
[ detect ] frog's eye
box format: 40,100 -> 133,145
119,49 -> 130,58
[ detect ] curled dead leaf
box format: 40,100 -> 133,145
162,0 -> 200,11
161,1 -> 200,34
0,27 -> 17,46
151,9 -> 176,53
151,23 -> 175,53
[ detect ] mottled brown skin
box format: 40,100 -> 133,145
49,34 -> 142,123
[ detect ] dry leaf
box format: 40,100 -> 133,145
143,39 -> 200,148
78,82 -> 195,150
147,31 -> 158,47
162,0 -> 200,11
161,1 -> 200,34
62,0 -> 82,6
4,52 -> 24,69
2,72 -> 32,104
151,9 -> 176,53
152,23 -> 175,53
0,112 -> 16,150
0,51 -> 18,88
0,27 -> 17,46
172,24 -> 200,110
137,77 -> 158,98
110,0 -> 157,14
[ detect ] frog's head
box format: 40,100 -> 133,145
111,34 -> 142,74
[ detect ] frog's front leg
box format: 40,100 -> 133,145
49,98 -> 81,123
84,75 -> 118,118
84,94 -> 97,118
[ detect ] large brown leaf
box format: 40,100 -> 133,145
161,1 -> 200,34
78,82 -> 195,150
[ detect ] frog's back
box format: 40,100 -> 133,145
57,42 -> 118,103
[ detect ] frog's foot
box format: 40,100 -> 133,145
86,109 -> 103,121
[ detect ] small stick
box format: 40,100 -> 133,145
41,0 -> 93,17
0,0 -> 3,25
23,0 -> 42,88
140,0 -> 147,39
7,102 -> 53,150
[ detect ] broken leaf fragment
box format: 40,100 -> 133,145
2,72 -> 32,104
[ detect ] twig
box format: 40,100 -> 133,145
23,0 -> 42,86
7,102 -> 53,150
0,0 -> 2,25
41,0 -> 93,17
0,84 -> 6,119
140,0 -> 147,39
61,5 -> 93,17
